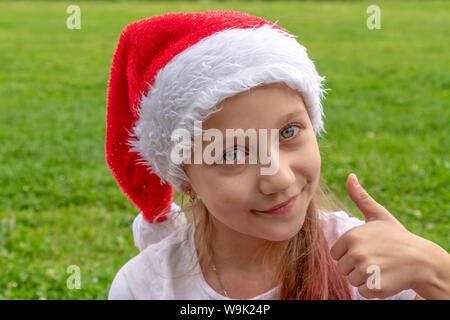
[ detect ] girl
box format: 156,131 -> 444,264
105,11 -> 449,300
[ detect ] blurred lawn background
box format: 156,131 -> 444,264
0,0 -> 448,299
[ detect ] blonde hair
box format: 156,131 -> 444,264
164,174 -> 353,299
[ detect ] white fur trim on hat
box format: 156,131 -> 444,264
128,24 -> 328,193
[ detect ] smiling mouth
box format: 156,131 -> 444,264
257,195 -> 297,213
252,186 -> 305,215
253,189 -> 303,215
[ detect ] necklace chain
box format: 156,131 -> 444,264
211,264 -> 229,298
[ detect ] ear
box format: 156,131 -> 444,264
181,184 -> 190,195
181,184 -> 196,197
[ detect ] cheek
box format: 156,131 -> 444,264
203,178 -> 250,216
291,142 -> 321,176
311,147 -> 321,174
307,146 -> 321,199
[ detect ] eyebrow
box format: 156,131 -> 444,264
278,110 -> 307,126
206,109 -> 308,144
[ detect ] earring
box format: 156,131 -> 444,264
186,190 -> 196,203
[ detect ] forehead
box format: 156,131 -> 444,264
202,82 -> 308,131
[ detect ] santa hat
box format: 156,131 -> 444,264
105,10 -> 328,223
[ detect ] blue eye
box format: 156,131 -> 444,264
219,124 -> 302,165
280,124 -> 302,140
223,148 -> 246,163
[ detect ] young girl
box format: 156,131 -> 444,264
105,11 -> 449,300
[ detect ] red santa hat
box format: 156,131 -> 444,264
105,10 -> 328,223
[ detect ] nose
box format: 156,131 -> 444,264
258,140 -> 296,195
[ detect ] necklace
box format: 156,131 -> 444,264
211,264 -> 229,298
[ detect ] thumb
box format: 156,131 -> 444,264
346,173 -> 397,223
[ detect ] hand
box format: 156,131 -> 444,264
330,173 -> 427,299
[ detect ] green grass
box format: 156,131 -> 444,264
0,1 -> 448,299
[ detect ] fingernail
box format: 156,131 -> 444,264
352,174 -> 360,186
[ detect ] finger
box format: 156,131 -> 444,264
357,283 -> 385,300
337,253 -> 356,276
347,268 -> 367,287
330,237 -> 348,261
346,173 -> 396,223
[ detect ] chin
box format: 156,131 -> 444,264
264,226 -> 302,242
264,211 -> 307,242
280,217 -> 306,241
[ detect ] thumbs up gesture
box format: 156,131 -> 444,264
345,173 -> 407,226
330,173 -> 448,299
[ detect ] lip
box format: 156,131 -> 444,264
254,194 -> 298,215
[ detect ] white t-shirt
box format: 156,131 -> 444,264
108,203 -> 417,300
